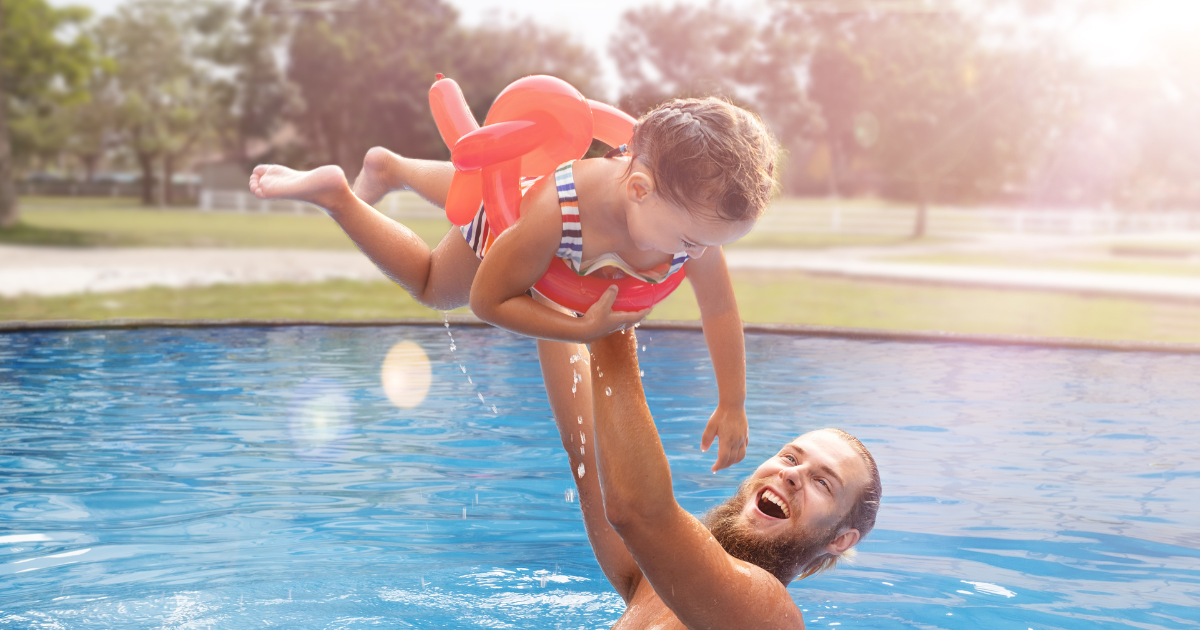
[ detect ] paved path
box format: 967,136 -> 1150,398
4,243 -> 1200,301
722,250 -> 1200,300
0,245 -> 386,297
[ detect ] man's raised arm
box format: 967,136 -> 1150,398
588,331 -> 802,630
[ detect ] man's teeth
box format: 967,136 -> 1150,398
762,488 -> 790,518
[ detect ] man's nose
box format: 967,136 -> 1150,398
777,464 -> 804,489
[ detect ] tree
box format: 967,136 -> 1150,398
207,0 -> 297,169
96,0 -> 232,206
0,0 -> 92,226
285,0 -> 600,177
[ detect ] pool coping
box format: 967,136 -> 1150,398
3,317 -> 1200,354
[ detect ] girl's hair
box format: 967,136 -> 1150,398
626,97 -> 778,222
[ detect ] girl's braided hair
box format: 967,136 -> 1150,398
626,97 -> 778,222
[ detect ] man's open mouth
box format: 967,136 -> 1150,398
756,487 -> 791,519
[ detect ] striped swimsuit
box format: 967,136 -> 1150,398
461,161 -> 689,284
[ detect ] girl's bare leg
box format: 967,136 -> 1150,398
353,146 -> 455,208
249,163 -> 478,310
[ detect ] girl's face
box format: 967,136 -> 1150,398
624,172 -> 755,258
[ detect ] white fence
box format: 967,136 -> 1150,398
198,188 -> 444,219
199,188 -> 1200,236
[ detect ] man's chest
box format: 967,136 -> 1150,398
611,583 -> 686,630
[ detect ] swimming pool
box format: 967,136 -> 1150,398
2,325 -> 1197,628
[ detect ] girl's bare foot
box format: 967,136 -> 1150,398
249,164 -> 351,210
352,147 -> 407,206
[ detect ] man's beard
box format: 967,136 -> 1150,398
703,479 -> 838,584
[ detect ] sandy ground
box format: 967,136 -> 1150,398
4,236 -> 1200,300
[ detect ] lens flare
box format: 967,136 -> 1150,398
288,379 -> 353,459
381,341 -> 433,409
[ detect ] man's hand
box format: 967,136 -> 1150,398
581,285 -> 651,342
700,403 -> 749,472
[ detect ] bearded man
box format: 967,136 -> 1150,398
537,330 -> 881,629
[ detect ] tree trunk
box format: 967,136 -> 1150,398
83,154 -> 98,183
162,153 -> 174,206
138,151 -> 156,206
913,181 -> 928,239
0,1 -> 19,228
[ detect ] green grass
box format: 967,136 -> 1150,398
0,279 -> 468,321
4,197 -> 453,249
6,272 -> 1200,344
884,253 -> 1200,277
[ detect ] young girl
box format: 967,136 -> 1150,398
249,97 -> 777,472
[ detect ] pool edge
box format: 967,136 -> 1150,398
3,317 -> 1200,355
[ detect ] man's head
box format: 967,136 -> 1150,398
703,428 -> 881,584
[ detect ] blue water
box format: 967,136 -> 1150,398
1,325 -> 1198,629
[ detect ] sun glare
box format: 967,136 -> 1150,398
1071,0 -> 1200,67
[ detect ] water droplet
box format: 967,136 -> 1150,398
467,375 -> 473,384
475,494 -> 478,504
565,488 -> 574,503
605,387 -> 612,396
569,354 -> 579,364
491,405 -> 497,414
639,370 -> 645,377
459,365 -> 466,373
462,507 -> 466,519
598,371 -> 603,377
571,383 -> 577,394
539,575 -> 549,588
477,393 -> 485,403
580,432 -> 585,444
573,371 -> 581,383
576,462 -> 585,478
641,345 -> 646,352
450,344 -> 456,352
576,415 -> 583,424
580,446 -> 584,455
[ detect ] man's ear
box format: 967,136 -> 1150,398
824,528 -> 860,557
626,172 -> 654,203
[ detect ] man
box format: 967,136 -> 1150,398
538,331 -> 881,629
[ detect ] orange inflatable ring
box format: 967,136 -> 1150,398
429,74 -> 686,314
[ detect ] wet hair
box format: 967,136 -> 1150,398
796,428 -> 882,580
624,97 -> 778,223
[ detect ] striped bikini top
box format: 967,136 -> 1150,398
553,161 -> 689,284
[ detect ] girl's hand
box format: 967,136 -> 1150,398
701,403 -> 749,473
582,285 -> 651,341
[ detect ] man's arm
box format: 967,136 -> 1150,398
589,331 -> 803,630
536,337 -> 643,602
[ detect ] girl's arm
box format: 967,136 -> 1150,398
684,247 -> 749,472
470,180 -> 648,342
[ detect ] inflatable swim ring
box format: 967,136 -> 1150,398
428,74 -> 686,314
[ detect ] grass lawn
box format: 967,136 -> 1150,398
6,272 -> 1199,343
3,196 -> 451,249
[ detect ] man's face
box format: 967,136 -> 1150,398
704,430 -> 870,583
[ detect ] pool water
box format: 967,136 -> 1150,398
1,325 -> 1198,629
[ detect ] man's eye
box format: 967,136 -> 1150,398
782,454 -> 796,464
817,479 -> 829,489
682,240 -> 697,249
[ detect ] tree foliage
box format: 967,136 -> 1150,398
283,0 -> 600,176
613,0 -> 1200,211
